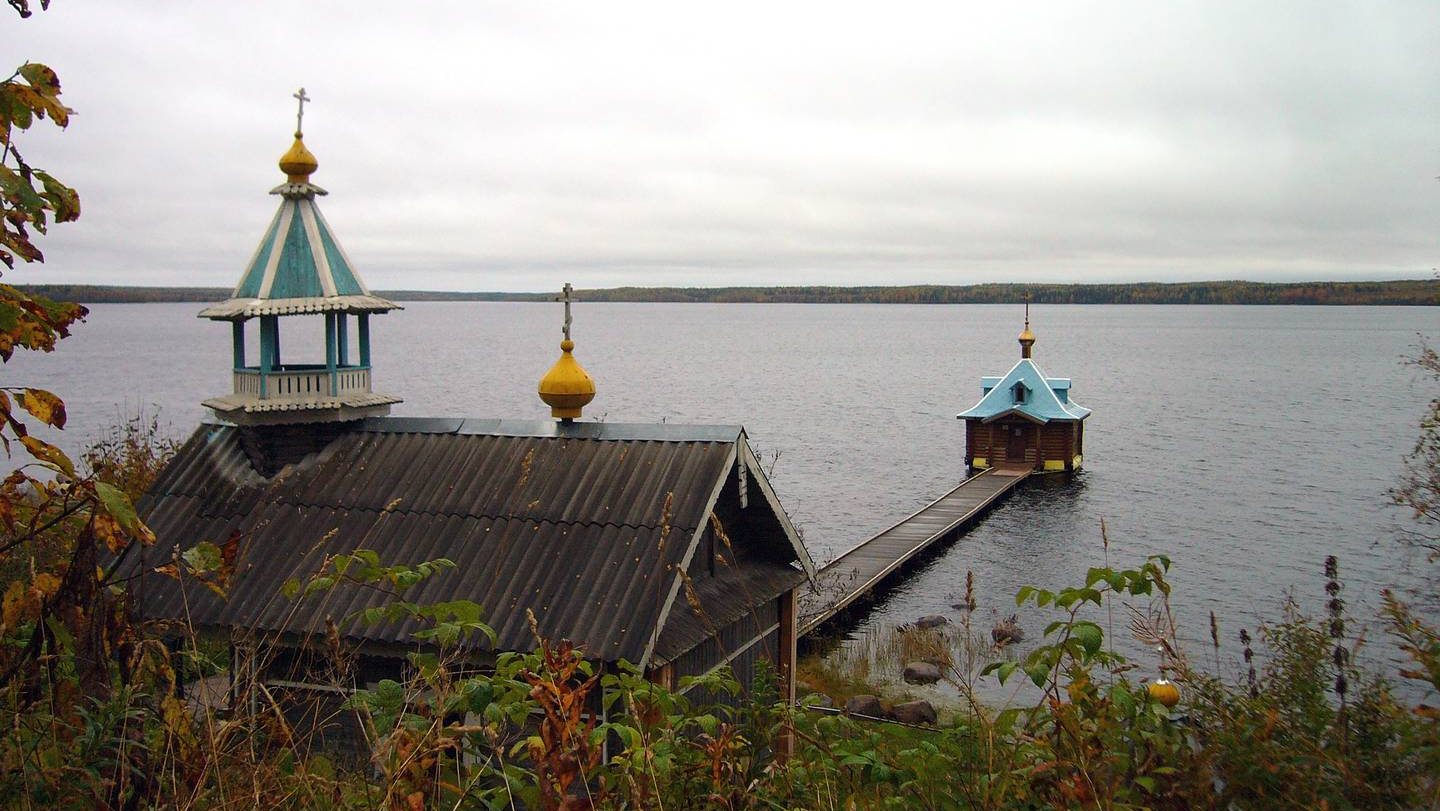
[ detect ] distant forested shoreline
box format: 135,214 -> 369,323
15,279 -> 1438,306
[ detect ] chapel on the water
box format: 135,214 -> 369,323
957,302 -> 1091,473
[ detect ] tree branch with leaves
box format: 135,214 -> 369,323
0,2 -> 160,707
1392,339 -> 1440,559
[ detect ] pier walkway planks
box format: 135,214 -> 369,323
798,466 -> 1031,636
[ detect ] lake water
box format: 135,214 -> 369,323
9,301 -> 1438,696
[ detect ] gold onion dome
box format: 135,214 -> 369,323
1148,678 -> 1181,708
539,338 -> 596,420
279,131 -> 318,183
1018,297 -> 1036,358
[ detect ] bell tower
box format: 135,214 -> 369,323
199,89 -> 401,426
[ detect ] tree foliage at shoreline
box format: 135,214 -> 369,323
0,11 -> 175,806
17,277 -> 1440,306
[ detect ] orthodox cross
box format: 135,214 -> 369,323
293,87 -> 311,133
1023,292 -> 1031,327
555,282 -> 577,341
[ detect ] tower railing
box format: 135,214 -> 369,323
233,364 -> 371,399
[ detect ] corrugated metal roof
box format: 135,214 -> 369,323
127,419 -> 784,665
348,418 -> 744,443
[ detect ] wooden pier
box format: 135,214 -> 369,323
798,466 -> 1031,636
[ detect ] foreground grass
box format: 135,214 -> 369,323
4,547 -> 1438,810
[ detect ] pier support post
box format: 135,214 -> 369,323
779,589 -> 796,704
778,589 -> 797,759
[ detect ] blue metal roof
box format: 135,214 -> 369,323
957,358 -> 1091,423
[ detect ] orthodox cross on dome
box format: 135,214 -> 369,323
293,87 -> 311,133
554,282 -> 578,341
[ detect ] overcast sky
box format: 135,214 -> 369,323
4,1 -> 1437,291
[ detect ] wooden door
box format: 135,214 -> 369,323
1006,424 -> 1026,462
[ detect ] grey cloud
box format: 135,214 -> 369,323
3,0 -> 1436,291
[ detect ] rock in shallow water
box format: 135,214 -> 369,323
992,614 -> 1025,646
844,694 -> 888,718
892,699 -> 938,725
902,661 -> 943,684
914,614 -> 950,629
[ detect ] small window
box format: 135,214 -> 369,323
1012,382 -> 1027,404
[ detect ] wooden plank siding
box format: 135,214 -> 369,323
655,595 -> 789,706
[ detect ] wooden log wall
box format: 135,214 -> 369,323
966,418 -> 1082,471
1040,423 -> 1068,460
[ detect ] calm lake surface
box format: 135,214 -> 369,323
11,302 -> 1438,696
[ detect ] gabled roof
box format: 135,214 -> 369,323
126,418 -> 811,667
199,188 -> 397,321
957,358 -> 1091,423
